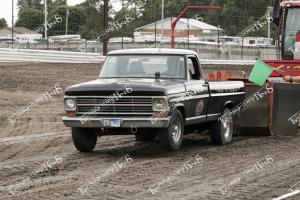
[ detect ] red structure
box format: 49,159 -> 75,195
171,6 -> 222,48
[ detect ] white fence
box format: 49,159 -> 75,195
0,48 -> 256,68
0,40 -> 279,60
0,48 -> 105,63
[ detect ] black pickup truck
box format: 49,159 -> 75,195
63,48 -> 245,151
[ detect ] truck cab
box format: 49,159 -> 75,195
273,0 -> 300,59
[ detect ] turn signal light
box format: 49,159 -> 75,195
66,111 -> 76,117
154,111 -> 167,118
296,32 -> 300,42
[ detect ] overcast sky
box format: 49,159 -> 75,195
0,0 -> 121,26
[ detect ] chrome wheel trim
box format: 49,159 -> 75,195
222,116 -> 232,139
171,118 -> 181,143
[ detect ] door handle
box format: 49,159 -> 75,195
202,84 -> 208,87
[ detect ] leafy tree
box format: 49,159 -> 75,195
17,0 -> 43,10
109,0 -> 144,38
0,18 -> 8,29
15,0 -> 278,40
51,0 -> 67,7
48,5 -> 86,35
77,0 -> 110,39
15,8 -> 44,30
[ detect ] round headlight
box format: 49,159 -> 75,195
65,99 -> 76,109
154,98 -> 166,110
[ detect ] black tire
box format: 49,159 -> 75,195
135,129 -> 157,142
158,109 -> 184,150
72,128 -> 97,152
209,108 -> 234,145
232,113 -> 241,136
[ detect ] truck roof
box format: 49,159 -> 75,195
107,48 -> 198,56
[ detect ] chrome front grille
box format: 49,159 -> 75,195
76,96 -> 153,117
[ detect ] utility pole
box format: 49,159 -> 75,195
217,25 -> 220,58
44,0 -> 48,39
187,18 -> 190,49
267,17 -> 270,39
12,0 -> 14,47
121,0 -> 124,49
103,0 -> 109,55
161,0 -> 164,43
267,6 -> 272,40
65,2 -> 69,35
241,37 -> 244,60
155,20 -> 157,47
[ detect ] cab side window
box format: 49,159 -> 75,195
187,56 -> 201,80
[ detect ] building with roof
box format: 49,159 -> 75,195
134,17 -> 223,43
0,27 -> 42,44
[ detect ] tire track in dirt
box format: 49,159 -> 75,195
1,62 -> 299,200
0,131 -> 70,146
0,129 -> 299,200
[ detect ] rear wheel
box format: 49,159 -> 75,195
72,128 -> 97,152
159,110 -> 184,150
135,129 -> 157,142
209,108 -> 234,145
232,113 -> 241,136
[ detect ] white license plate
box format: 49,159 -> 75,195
103,118 -> 121,127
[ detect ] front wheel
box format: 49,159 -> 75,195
72,128 -> 97,152
209,108 -> 234,145
158,109 -> 184,150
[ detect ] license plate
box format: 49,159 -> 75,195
103,118 -> 121,127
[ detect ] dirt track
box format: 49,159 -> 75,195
0,62 -> 299,200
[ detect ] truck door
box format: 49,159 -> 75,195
184,55 -> 210,125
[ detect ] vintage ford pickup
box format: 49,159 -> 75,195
63,48 -> 245,151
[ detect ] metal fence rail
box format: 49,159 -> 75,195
0,48 -> 256,66
0,48 -> 105,63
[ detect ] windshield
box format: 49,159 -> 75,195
99,55 -> 185,79
283,8 -> 300,59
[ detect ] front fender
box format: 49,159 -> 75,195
168,103 -> 185,121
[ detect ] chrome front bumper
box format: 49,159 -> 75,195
62,116 -> 170,128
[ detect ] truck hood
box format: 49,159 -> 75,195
65,78 -> 186,96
